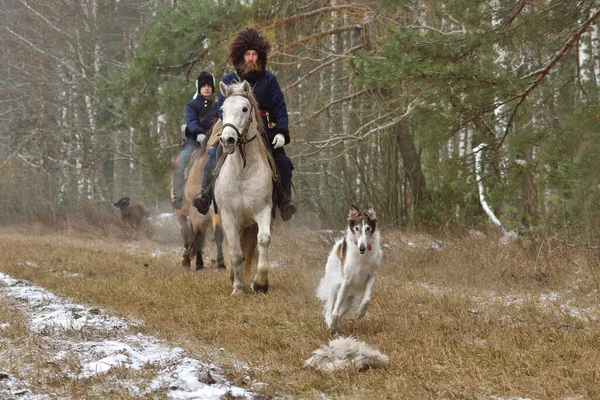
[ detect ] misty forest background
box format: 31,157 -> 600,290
1,0 -> 599,237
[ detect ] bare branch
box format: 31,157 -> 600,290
153,47 -> 210,75
43,154 -> 78,169
19,0 -> 73,40
16,153 -> 41,170
497,8 -> 600,149
281,44 -> 364,92
295,88 -> 372,126
0,106 -> 24,118
406,24 -> 465,35
295,98 -> 421,166
500,0 -> 528,28
263,4 -> 367,27
499,0 -> 570,36
0,153 -> 17,171
5,27 -> 87,81
279,25 -> 363,54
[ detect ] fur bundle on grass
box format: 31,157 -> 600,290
304,336 -> 389,372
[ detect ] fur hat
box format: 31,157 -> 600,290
193,71 -> 215,99
229,27 -> 270,73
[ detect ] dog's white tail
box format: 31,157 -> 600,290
304,337 -> 389,372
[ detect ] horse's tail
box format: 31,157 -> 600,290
241,224 -> 258,285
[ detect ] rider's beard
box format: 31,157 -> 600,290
238,61 -> 260,76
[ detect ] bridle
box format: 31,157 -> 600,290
220,93 -> 258,169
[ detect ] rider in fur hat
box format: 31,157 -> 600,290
171,71 -> 217,209
193,27 -> 296,221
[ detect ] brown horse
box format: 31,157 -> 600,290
172,146 -> 225,270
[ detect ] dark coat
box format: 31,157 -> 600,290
218,71 -> 290,144
185,97 -> 218,138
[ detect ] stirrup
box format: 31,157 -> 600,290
279,201 -> 296,222
193,193 -> 212,215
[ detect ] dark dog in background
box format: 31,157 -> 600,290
113,197 -> 150,229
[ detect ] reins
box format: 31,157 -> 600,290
221,121 -> 257,169
214,93 -> 258,176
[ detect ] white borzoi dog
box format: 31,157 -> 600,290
316,204 -> 382,332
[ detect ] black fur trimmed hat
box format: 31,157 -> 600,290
193,71 -> 215,99
229,27 -> 270,71
196,71 -> 215,92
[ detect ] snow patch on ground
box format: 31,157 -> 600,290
0,272 -> 254,399
0,371 -> 48,400
413,281 -> 599,322
1,274 -> 127,333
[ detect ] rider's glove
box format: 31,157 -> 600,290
272,133 -> 285,149
196,133 -> 207,144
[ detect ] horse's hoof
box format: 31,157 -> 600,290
231,287 -> 244,296
195,264 -> 204,271
182,259 -> 191,268
217,263 -> 226,269
251,281 -> 269,294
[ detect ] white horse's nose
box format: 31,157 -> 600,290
220,135 -> 236,147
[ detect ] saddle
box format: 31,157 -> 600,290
183,146 -> 206,181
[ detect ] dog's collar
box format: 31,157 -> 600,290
367,245 -> 372,251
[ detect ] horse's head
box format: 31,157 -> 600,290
219,80 -> 255,154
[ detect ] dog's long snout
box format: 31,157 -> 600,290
359,244 -> 366,254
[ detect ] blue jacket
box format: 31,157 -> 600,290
185,96 -> 218,137
218,70 -> 290,144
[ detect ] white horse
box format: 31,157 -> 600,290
215,80 -> 275,295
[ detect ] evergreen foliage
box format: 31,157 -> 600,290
2,0 -> 599,237
352,0 -> 600,234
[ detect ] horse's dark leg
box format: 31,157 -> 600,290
177,213 -> 192,268
214,224 -> 225,269
182,249 -> 192,268
194,228 -> 205,270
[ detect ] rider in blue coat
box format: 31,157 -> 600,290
171,71 -> 217,209
193,27 -> 296,221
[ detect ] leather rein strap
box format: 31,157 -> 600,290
217,94 -> 258,171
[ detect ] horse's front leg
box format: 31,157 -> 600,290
221,216 -> 244,295
251,207 -> 272,293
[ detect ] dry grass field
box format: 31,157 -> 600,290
1,215 -> 600,399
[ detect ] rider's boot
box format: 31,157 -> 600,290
279,182 -> 296,221
193,170 -> 214,215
